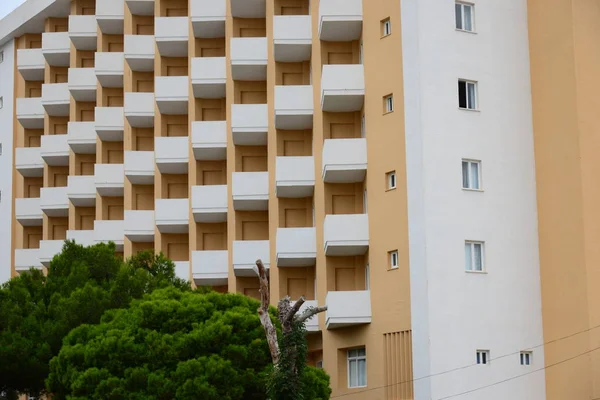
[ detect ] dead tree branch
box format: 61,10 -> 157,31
256,259 -> 279,364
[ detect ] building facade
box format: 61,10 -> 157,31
0,0 -> 595,399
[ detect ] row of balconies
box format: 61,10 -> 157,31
30,0 -> 360,50
16,137 -> 366,189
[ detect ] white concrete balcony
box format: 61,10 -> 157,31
17,49 -> 45,81
124,35 -> 155,71
17,98 -> 44,129
126,0 -> 154,16
124,210 -> 155,242
325,290 -> 371,329
40,134 -> 69,166
318,0 -> 363,42
42,32 -> 70,67
275,85 -> 313,130
191,185 -> 227,223
40,187 -> 69,217
15,147 -> 43,177
323,214 -> 369,256
67,175 -> 96,207
39,240 -> 65,267
125,93 -> 155,128
155,76 -> 189,115
94,220 -> 125,251
230,38 -> 267,81
155,137 -> 189,174
191,57 -> 226,98
298,300 -> 320,332
124,151 -> 155,184
16,198 -> 43,227
231,0 -> 265,18
155,199 -> 190,234
192,250 -> 228,286
42,83 -> 70,117
175,261 -> 190,281
15,249 -> 42,272
232,172 -> 269,211
191,0 -> 226,38
321,65 -> 365,112
68,122 -> 97,154
192,121 -> 227,160
276,156 -> 315,198
96,0 -> 125,34
233,240 -> 269,277
68,68 -> 97,102
95,107 -> 125,141
276,227 -> 316,267
95,52 -> 125,87
69,15 -> 98,50
67,230 -> 95,247
273,16 -> 312,62
94,164 -> 124,196
155,17 -> 189,57
322,138 -> 367,183
231,104 -> 268,145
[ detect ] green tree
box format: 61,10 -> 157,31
0,241 -> 188,398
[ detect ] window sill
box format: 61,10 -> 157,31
458,107 -> 480,112
466,270 -> 487,275
386,187 -> 397,192
383,110 -> 394,115
348,386 -> 368,390
462,188 -> 483,193
381,33 -> 391,39
456,28 -> 477,34
388,266 -> 399,271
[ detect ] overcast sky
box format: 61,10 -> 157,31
0,0 -> 26,20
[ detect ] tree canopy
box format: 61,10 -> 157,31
0,241 -> 189,398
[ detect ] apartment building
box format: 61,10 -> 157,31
1,0 -> 596,399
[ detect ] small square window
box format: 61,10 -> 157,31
465,241 -> 484,272
476,350 -> 490,365
384,94 -> 394,113
381,18 -> 392,37
458,80 -> 477,110
347,347 -> 367,388
455,2 -> 474,32
520,351 -> 532,366
386,171 -> 396,190
462,160 -> 481,190
389,250 -> 399,269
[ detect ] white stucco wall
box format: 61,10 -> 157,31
0,39 -> 14,284
402,1 -> 546,399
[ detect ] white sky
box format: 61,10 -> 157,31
0,0 -> 26,20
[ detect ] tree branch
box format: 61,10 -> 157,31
256,259 -> 279,364
296,306 -> 328,324
283,296 -> 306,325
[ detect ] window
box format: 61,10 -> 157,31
348,348 -> 367,388
455,2 -> 474,32
316,360 -> 323,369
458,80 -> 477,110
361,115 -> 366,138
387,171 -> 397,190
465,241 -> 484,272
384,94 -> 394,113
0,51 -> 4,63
520,351 -> 532,366
0,143 -> 2,156
462,160 -> 481,190
365,264 -> 370,290
0,97 -> 3,109
476,350 -> 490,365
389,250 -> 399,269
381,18 -> 391,37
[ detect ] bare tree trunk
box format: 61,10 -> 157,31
256,259 -> 280,364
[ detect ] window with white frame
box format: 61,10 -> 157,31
476,350 -> 490,365
365,264 -> 370,289
462,160 -> 481,190
465,241 -> 484,272
520,351 -> 532,366
384,94 -> 394,113
458,80 -> 477,110
387,171 -> 397,190
348,348 -> 367,388
455,2 -> 474,32
389,250 -> 399,269
381,18 -> 391,37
